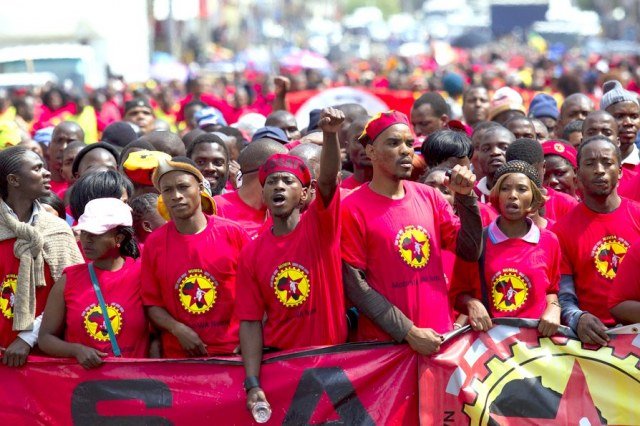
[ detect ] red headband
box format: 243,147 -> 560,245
358,110 -> 412,146
542,140 -> 577,169
259,153 -> 312,186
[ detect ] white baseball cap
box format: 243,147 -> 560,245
74,198 -> 133,235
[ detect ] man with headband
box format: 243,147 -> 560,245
341,110 -> 482,355
235,108 -> 346,414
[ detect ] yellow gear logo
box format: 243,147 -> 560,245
491,269 -> 530,313
463,337 -> 640,425
83,304 -> 123,342
395,225 -> 430,269
591,235 -> 629,280
176,269 -> 217,314
0,274 -> 17,319
272,262 -> 310,308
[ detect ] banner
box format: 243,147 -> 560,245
2,320 -> 639,425
287,87 -> 417,128
0,343 -> 417,425
419,319 -> 640,425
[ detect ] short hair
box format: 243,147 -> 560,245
562,120 -> 584,140
71,143 -> 120,177
38,192 -> 66,218
0,146 -> 30,199
421,130 -> 474,168
237,138 -> 287,173
139,131 -> 186,157
505,116 -> 534,129
184,100 -> 206,111
413,92 -> 451,117
265,110 -> 296,127
471,121 -> 502,147
181,128 -> 206,148
129,193 -> 159,227
462,85 -> 487,103
186,133 -> 229,161
334,103 -> 368,120
289,143 -> 322,180
577,135 -> 622,166
218,126 -> 248,144
419,165 -> 451,184
69,170 -> 134,219
505,138 -> 544,165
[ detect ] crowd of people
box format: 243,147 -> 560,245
1,58 -> 640,415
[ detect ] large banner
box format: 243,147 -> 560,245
2,320 -> 639,425
420,319 -> 640,425
0,343 -> 417,425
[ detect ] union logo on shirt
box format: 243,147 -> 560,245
591,236 -> 630,280
491,268 -> 531,312
395,225 -> 431,269
0,274 -> 17,320
176,269 -> 217,314
82,303 -> 124,342
271,262 -> 310,308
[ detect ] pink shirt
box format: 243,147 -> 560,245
341,180 -> 459,340
214,191 -> 269,240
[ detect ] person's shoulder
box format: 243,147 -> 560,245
144,221 -> 172,245
539,227 -> 560,245
549,188 -> 579,206
342,183 -> 370,207
551,202 -> 584,230
38,210 -> 73,233
63,262 -> 87,276
211,215 -> 247,235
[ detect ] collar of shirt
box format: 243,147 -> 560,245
488,216 -> 540,244
622,144 -> 640,166
2,200 -> 41,225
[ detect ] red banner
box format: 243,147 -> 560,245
419,319 -> 640,425
0,343 -> 417,425
2,320 -> 640,425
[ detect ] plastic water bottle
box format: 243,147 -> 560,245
251,401 -> 272,423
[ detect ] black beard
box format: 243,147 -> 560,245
208,174 -> 229,196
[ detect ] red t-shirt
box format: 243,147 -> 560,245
63,259 -> 148,357
450,220 -> 560,319
608,238 -> 640,310
0,239 -> 54,348
214,191 -> 269,240
619,169 -> 640,203
141,215 -> 249,357
544,186 -> 579,222
235,191 -> 347,349
553,199 -> 640,325
340,175 -> 365,190
50,179 -> 69,200
341,180 -> 460,340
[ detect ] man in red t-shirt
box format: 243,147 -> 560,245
141,158 -> 248,357
341,111 -> 482,356
48,122 -> 85,198
236,108 -> 346,414
214,139 -> 287,239
553,136 -> 640,346
341,115 -> 372,190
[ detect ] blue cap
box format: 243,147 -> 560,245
529,93 -> 559,120
195,107 -> 227,128
34,126 -> 54,146
251,126 -> 288,144
306,109 -> 322,134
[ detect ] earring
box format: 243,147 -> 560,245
116,243 -> 121,248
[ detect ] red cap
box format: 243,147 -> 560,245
446,119 -> 473,136
358,110 -> 412,146
542,140 -> 577,168
259,153 -> 312,187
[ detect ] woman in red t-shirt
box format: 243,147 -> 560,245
39,198 -> 149,368
451,161 -> 562,337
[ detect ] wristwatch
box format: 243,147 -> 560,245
244,376 -> 261,393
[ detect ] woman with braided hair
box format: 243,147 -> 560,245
0,146 -> 82,367
450,160 -> 562,337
